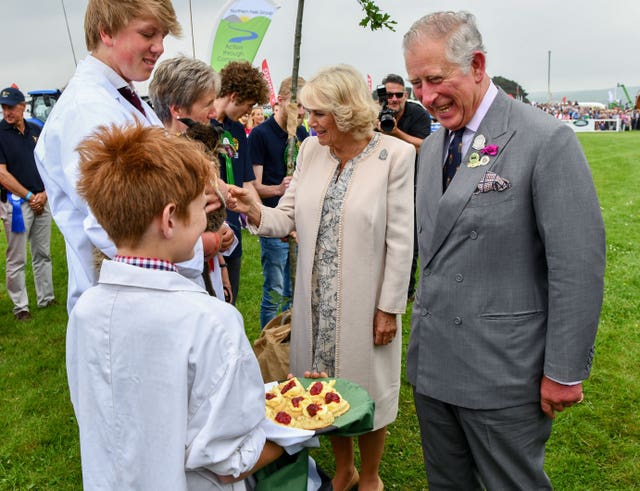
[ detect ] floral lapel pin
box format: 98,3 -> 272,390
467,142 -> 499,168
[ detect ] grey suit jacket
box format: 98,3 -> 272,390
407,91 -> 605,409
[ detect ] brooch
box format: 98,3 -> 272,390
467,144 -> 499,168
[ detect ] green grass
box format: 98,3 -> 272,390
1,131 -> 639,490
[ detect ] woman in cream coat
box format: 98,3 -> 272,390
230,65 -> 414,491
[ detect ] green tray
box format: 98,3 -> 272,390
297,377 -> 375,437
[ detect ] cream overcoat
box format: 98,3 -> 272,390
254,134 -> 415,428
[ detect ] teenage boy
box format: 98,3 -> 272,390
33,0 -> 205,313
69,123 -> 282,489
212,61 -> 269,304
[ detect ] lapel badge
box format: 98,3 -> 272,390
378,149 -> 388,160
467,152 -> 491,168
472,134 -> 486,150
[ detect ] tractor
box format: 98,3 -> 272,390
26,89 -> 61,128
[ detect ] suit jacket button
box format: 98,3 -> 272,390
424,268 -> 431,277
454,316 -> 462,325
470,230 -> 478,240
421,308 -> 429,316
455,274 -> 463,282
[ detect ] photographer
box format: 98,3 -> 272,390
377,74 -> 431,152
377,74 -> 431,301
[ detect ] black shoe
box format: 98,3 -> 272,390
44,299 -> 59,308
15,310 -> 32,321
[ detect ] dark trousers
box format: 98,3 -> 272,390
226,255 -> 242,305
413,389 -> 553,490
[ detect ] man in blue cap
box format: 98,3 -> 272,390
0,86 -> 56,320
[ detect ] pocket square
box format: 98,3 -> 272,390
475,171 -> 511,194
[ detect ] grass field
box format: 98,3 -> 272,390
1,131 -> 639,490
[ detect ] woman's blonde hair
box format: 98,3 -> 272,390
299,65 -> 378,140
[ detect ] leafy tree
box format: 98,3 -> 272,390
286,0 -> 395,290
492,75 -> 530,103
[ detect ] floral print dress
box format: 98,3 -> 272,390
310,133 -> 380,375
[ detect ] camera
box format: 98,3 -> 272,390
376,85 -> 396,133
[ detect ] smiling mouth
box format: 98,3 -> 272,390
433,103 -> 453,114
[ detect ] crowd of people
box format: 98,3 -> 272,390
532,100 -> 640,130
0,1 -> 606,490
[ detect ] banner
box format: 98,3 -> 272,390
261,59 -> 277,107
210,0 -> 280,72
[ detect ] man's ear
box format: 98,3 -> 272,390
99,28 -> 115,48
160,203 -> 177,239
470,51 -> 486,83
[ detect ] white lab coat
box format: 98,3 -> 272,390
34,55 -> 203,312
67,260 -> 267,490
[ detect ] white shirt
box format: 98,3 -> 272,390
67,261 -> 266,490
34,55 -> 203,312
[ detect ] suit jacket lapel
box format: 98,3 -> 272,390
424,92 -> 516,266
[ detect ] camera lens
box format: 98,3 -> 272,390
379,112 -> 395,132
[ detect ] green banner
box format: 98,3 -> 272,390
210,0 -> 280,71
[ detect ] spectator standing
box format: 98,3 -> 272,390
211,61 -> 269,304
248,76 -> 308,328
378,73 -> 431,301
0,87 -> 55,320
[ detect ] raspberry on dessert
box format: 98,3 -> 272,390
309,382 -> 323,396
325,392 -> 341,404
281,379 -> 296,394
275,411 -> 292,425
292,396 -> 304,408
306,403 -> 321,417
266,393 -> 276,400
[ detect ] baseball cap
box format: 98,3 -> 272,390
0,87 -> 26,105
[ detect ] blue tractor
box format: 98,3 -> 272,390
26,89 -> 61,128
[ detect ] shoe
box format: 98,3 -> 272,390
333,469 -> 359,491
44,299 -> 59,308
346,470 -> 359,491
15,310 -> 31,321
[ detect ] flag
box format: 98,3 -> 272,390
210,0 -> 280,72
367,74 -> 372,92
261,59 -> 277,107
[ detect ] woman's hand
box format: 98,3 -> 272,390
301,371 -> 329,379
228,185 -> 262,226
373,309 -> 397,346
226,185 -> 252,214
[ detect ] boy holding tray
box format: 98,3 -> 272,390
67,123 -> 282,490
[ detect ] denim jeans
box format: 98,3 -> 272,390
259,236 -> 292,328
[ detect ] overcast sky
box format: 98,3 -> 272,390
3,0 -> 638,100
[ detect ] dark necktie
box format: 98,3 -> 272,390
118,86 -> 146,117
443,128 -> 465,191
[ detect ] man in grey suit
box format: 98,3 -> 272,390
403,11 -> 605,490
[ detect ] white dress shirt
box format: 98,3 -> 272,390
67,261 -> 266,490
34,55 -> 203,312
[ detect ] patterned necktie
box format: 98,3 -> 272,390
118,86 -> 146,117
442,128 -> 465,191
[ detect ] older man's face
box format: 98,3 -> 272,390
1,102 -> 26,126
405,37 -> 485,131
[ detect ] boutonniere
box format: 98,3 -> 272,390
467,144 -> 500,168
